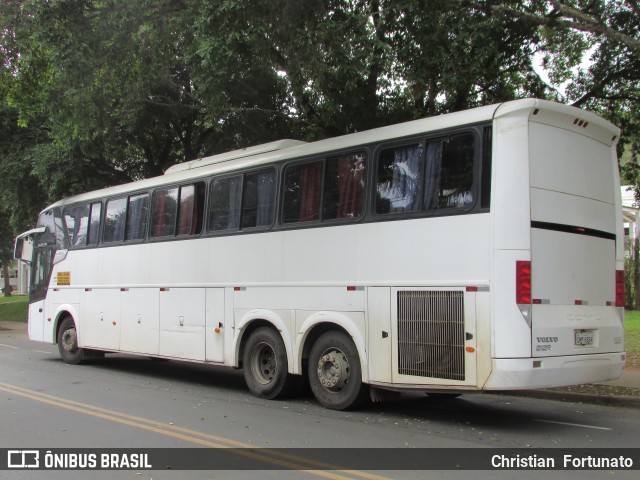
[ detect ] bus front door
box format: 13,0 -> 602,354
28,232 -> 56,342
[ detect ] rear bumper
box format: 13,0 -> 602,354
483,352 -> 626,390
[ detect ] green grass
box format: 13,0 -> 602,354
624,310 -> 640,365
0,295 -> 28,323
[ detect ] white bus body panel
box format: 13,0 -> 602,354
490,109 -> 532,359
120,289 -> 159,355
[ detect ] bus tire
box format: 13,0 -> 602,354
308,331 -> 369,410
242,327 -> 295,400
57,317 -> 87,365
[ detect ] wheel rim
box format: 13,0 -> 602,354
250,342 -> 277,385
316,347 -> 350,393
61,327 -> 78,354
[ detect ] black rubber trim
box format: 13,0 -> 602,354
531,221 -> 616,241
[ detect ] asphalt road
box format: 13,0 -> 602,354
1,333 -> 639,480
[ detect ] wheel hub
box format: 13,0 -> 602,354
251,342 -> 277,385
316,348 -> 349,393
61,328 -> 77,353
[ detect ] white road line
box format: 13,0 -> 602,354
535,419 -> 612,430
34,350 -> 52,354
0,343 -> 19,349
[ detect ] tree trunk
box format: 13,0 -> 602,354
2,263 -> 12,297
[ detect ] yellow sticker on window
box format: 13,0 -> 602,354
57,272 -> 70,286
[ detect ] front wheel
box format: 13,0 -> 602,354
57,317 -> 87,365
242,327 -> 297,399
308,331 -> 369,410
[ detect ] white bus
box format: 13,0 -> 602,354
15,99 -> 625,410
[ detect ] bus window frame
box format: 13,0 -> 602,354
370,126 -> 485,222
278,150 -> 370,229
207,166 -> 279,237
149,180 -> 207,241
102,191 -> 150,246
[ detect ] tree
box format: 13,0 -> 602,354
0,212 -> 15,296
1,0 -> 638,255
442,0 -> 640,167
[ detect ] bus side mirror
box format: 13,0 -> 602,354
13,238 -> 23,260
14,237 -> 33,265
14,227 -> 46,265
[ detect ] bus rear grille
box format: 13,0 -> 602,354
397,291 -> 465,380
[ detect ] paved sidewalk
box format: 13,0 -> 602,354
1,320 -> 639,408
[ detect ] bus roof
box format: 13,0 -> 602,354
44,99 -> 619,211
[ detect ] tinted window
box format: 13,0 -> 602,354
64,205 -> 89,247
282,161 -> 323,223
425,134 -> 475,210
87,202 -> 101,245
209,176 -> 242,231
481,127 -> 492,209
125,193 -> 150,241
103,198 -> 127,243
151,187 -> 179,237
242,169 -> 276,229
375,144 -> 424,214
177,185 -> 195,235
152,183 -> 205,238
323,152 -> 367,220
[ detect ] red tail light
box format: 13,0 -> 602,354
616,270 -> 625,307
516,261 -> 532,304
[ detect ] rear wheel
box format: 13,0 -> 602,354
308,331 -> 368,410
242,327 -> 297,399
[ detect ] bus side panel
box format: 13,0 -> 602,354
159,288 -> 206,361
79,288 -> 121,350
491,111 -> 533,359
367,287 -> 392,384
120,288 -> 160,355
28,300 -> 46,342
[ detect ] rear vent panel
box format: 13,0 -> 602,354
397,291 -> 465,380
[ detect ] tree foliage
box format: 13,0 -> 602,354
1,0 -> 638,257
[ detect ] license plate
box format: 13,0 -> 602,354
575,329 -> 594,346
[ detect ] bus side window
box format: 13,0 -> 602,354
241,169 -> 276,229
177,182 -> 206,235
125,193 -> 150,241
323,152 -> 367,220
63,205 -> 89,247
209,176 -> 242,232
87,202 -> 102,245
282,160 -> 323,224
103,198 -> 127,243
425,134 -> 475,211
36,209 -> 68,250
375,144 -> 424,215
151,187 -> 179,237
